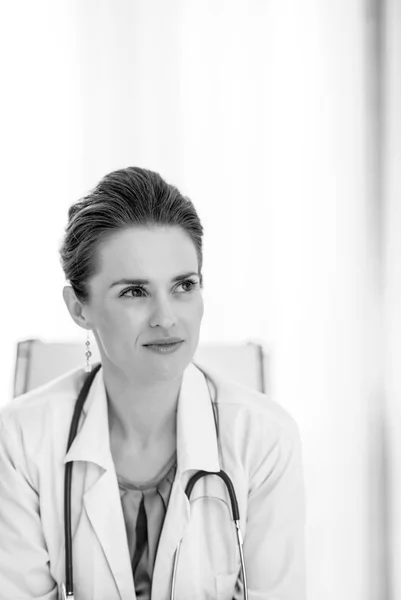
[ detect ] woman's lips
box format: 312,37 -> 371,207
144,341 -> 184,353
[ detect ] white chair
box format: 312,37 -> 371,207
13,339 -> 268,398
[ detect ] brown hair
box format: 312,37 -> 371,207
59,167 -> 204,302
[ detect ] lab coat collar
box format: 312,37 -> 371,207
63,361 -> 221,474
63,366 -> 112,469
176,360 -> 221,474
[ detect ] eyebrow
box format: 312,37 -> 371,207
109,272 -> 200,288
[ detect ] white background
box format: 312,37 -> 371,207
0,2 -> 400,599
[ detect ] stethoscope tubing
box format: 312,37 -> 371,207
64,364 -> 102,598
170,469 -> 248,600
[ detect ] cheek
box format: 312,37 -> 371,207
184,294 -> 204,324
197,294 -> 205,315
197,297 -> 205,321
96,304 -> 145,337
95,309 -> 145,362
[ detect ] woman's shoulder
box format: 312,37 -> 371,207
0,366 -> 86,436
194,363 -> 303,485
194,361 -> 300,438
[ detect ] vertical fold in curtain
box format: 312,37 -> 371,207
383,1 -> 401,599
364,1 -> 388,599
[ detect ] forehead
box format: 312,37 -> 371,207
95,226 -> 198,279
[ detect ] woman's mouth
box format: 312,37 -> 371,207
144,341 -> 184,354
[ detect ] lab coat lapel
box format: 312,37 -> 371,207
151,362 -> 221,600
175,361 -> 221,474
84,469 -> 136,600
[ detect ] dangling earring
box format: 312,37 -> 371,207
85,330 -> 92,373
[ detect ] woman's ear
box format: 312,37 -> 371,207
62,285 -> 92,330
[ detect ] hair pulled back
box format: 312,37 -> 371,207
59,167 -> 204,302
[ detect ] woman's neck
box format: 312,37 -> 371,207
103,368 -> 182,450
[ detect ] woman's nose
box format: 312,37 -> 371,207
149,298 -> 177,329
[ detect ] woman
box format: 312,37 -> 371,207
0,167 -> 306,599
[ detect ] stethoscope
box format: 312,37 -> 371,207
61,363 -> 249,600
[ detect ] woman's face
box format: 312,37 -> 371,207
82,225 -> 204,384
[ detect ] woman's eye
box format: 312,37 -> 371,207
121,286 -> 147,298
177,279 -> 198,293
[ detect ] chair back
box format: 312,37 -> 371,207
13,338 -> 268,397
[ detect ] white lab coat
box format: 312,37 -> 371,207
0,361 -> 306,600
